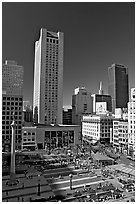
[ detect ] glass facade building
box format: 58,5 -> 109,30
108,64 -> 129,112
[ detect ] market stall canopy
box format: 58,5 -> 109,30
92,152 -> 114,162
105,150 -> 120,159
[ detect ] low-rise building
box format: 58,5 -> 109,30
128,88 -> 135,157
22,124 -> 81,150
82,114 -> 113,144
22,126 -> 37,150
112,119 -> 128,154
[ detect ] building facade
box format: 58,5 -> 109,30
33,28 -> 64,125
92,81 -> 112,113
22,125 -> 81,150
112,119 -> 128,154
72,87 -> 93,125
2,60 -> 24,151
63,107 -> 72,125
23,101 -> 33,123
92,94 -> 112,113
108,64 -> 129,112
22,127 -> 37,150
128,88 -> 135,157
82,114 -> 113,144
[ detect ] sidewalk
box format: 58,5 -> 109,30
2,167 -> 55,202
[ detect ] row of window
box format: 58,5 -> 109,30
46,51 -> 58,56
119,129 -> 128,133
46,54 -> 58,58
23,132 -> 36,136
83,131 -> 99,136
83,121 -> 112,125
2,120 -> 22,124
3,102 -> 22,106
3,97 -> 22,101
23,138 -> 35,142
2,111 -> 22,116
47,38 -> 59,44
2,128 -> 22,132
2,115 -> 22,119
2,135 -> 22,139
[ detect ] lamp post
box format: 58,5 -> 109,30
111,190 -> 114,199
69,174 -> 73,190
37,174 -> 41,196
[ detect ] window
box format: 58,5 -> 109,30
84,104 -> 87,112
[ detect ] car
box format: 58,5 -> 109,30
126,188 -> 133,192
73,191 -> 82,197
127,156 -> 132,160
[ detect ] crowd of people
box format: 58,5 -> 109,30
3,141 -> 135,202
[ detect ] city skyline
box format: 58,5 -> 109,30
2,2 -> 135,106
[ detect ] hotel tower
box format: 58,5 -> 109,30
33,28 -> 64,125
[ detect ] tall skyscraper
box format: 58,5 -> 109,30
33,28 -> 64,125
108,64 -> 129,112
72,87 -> 93,125
2,60 -> 24,151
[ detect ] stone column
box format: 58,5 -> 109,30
10,112 -> 17,183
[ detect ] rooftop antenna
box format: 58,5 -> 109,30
99,81 -> 104,95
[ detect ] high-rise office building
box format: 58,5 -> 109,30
63,107 -> 72,125
2,60 -> 24,151
33,28 -> 64,125
108,64 -> 129,112
72,87 -> 93,125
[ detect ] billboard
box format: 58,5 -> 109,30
131,88 -> 135,101
96,102 -> 107,113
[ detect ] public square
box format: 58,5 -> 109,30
2,2 -> 135,203
2,144 -> 135,202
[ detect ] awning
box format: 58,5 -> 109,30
92,153 -> 114,162
105,151 -> 119,159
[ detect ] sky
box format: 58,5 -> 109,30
2,2 -> 135,107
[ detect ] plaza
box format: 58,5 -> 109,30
2,145 -> 135,202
